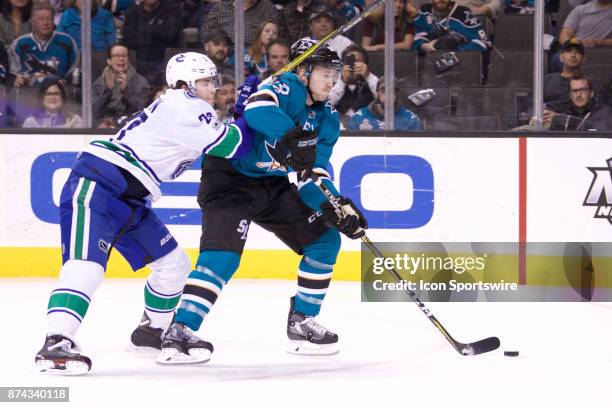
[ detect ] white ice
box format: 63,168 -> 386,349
1,278 -> 610,407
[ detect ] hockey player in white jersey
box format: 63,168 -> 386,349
34,52 -> 252,375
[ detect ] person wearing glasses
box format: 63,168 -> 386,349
550,73 -> 612,131
22,76 -> 82,127
92,44 -> 149,127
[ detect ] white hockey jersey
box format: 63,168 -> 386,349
85,89 -> 247,201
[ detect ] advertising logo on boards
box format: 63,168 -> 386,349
583,157 -> 612,224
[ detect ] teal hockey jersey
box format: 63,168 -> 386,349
239,72 -> 341,211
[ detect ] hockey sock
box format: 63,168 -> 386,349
176,250 -> 240,331
294,229 -> 340,316
144,247 -> 191,329
47,260 -> 104,339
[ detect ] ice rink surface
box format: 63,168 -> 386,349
1,278 -> 610,408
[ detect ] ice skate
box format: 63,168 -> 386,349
35,335 -> 92,375
156,322 -> 213,365
126,311 -> 165,352
286,297 -> 339,355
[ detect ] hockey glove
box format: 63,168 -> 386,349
269,126 -> 317,178
233,74 -> 261,118
320,197 -> 368,239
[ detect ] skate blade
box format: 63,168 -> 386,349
35,359 -> 90,376
286,340 -> 340,356
156,347 -> 212,365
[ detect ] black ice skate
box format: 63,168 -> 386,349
287,296 -> 339,355
156,322 -> 213,365
127,312 -> 164,351
35,335 -> 92,375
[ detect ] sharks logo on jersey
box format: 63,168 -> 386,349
238,73 -> 340,178
256,140 -> 289,171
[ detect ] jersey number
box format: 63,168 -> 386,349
272,82 -> 290,95
117,97 -> 164,139
199,112 -> 213,124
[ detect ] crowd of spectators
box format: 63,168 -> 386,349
0,0 -> 609,131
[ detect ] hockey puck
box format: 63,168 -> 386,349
504,350 -> 519,357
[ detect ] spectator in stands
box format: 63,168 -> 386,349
100,0 -> 135,21
261,38 -> 290,79
0,0 -> 32,47
57,0 -> 116,51
542,39 -> 607,123
457,0 -> 504,17
348,76 -> 421,130
320,0 -> 359,23
199,0 -> 278,47
122,0 -> 181,86
309,5 -> 353,56
550,74 -> 612,131
455,0 -> 503,34
182,0 -> 213,29
560,0 -> 612,47
551,0 -> 612,71
0,40 -> 14,126
362,0 -> 414,51
92,44 -> 149,125
247,20 -> 279,77
279,0 -> 317,45
22,77 -> 82,127
411,0 -> 490,53
96,114 -> 117,128
214,74 -> 235,123
329,44 -> 377,117
10,2 -> 78,87
544,39 -> 586,114
0,40 -> 13,87
202,29 -> 233,77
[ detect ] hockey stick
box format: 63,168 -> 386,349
312,177 -> 501,356
262,0 -> 387,85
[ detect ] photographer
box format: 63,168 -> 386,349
328,44 -> 378,117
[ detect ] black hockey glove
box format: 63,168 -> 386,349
320,197 -> 368,239
269,126 -> 317,178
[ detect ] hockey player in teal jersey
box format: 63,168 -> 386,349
158,38 -> 368,364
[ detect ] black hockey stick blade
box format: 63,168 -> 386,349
457,336 -> 500,356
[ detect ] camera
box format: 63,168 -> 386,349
434,52 -> 460,73
343,53 -> 356,69
343,53 -> 357,82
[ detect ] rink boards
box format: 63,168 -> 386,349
1,133 -> 611,282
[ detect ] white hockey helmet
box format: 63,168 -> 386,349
166,52 -> 222,90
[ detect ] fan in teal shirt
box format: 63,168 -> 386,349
57,2 -> 116,51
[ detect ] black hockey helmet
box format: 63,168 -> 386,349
290,37 -> 341,72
